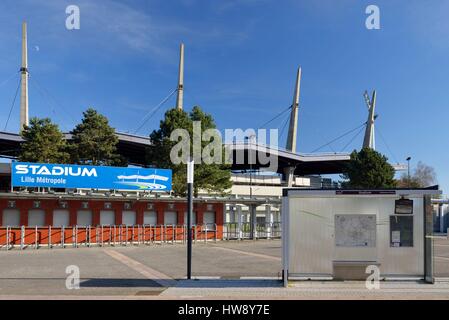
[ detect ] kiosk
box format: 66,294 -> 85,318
282,187 -> 440,286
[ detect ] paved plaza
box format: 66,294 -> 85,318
0,238 -> 448,299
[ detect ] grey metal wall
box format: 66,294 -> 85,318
287,195 -> 424,278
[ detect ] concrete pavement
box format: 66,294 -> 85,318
0,238 -> 447,299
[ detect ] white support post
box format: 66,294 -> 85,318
20,226 -> 25,250
282,196 -> 289,287
48,226 -> 52,249
62,226 -> 65,248
35,226 -> 38,249
250,205 -> 257,240
265,205 -> 273,239
439,204 -> 445,233
6,227 -> 10,251
228,205 -> 235,223
237,205 -> 243,240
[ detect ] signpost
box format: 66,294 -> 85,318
187,159 -> 194,280
11,162 -> 172,191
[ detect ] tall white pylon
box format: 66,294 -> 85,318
20,21 -> 29,130
176,43 -> 184,111
363,90 -> 377,149
286,67 -> 301,153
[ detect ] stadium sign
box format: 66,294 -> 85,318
11,162 -> 172,191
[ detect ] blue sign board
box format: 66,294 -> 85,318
11,162 -> 172,191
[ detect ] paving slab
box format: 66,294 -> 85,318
161,280 -> 449,300
435,237 -> 449,278
111,242 -> 282,279
0,238 -> 447,299
0,247 -> 164,296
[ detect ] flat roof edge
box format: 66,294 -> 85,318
283,186 -> 442,197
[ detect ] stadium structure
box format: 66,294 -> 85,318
0,23 -> 424,248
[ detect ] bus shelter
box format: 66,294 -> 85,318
282,188 -> 441,286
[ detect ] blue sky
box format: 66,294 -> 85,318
0,0 -> 447,192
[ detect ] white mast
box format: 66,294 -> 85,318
286,67 -> 301,153
363,90 -> 376,149
20,21 -> 29,130
176,43 -> 184,111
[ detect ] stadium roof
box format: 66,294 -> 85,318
0,131 -> 351,175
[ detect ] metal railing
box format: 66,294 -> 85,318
0,223 -> 219,250
223,222 -> 282,240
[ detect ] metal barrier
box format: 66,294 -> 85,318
223,222 -> 282,240
0,223 -> 220,250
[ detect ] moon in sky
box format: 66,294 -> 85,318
34,46 -> 40,52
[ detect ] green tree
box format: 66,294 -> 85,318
147,106 -> 232,196
69,108 -> 126,166
19,117 -> 69,163
341,147 -> 396,189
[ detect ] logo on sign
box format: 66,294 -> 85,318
115,174 -> 170,190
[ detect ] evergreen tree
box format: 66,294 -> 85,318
189,106 -> 232,196
147,106 -> 232,196
19,117 -> 69,163
341,147 -> 396,189
69,108 -> 126,166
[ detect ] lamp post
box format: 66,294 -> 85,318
406,157 -> 411,187
186,159 -> 194,280
246,134 -> 256,199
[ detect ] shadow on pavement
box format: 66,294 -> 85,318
175,279 -> 282,288
81,278 -> 162,288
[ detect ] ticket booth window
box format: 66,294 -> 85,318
100,210 -> 115,226
164,211 -> 177,225
203,212 -> 216,224
77,210 -> 92,226
2,209 -> 20,226
28,209 -> 46,227
143,211 -> 157,225
183,211 -> 197,225
53,210 -> 70,227
122,211 -> 136,226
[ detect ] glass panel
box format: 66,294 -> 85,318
164,211 -> 177,225
143,211 -> 156,225
100,210 -> 115,226
2,209 -> 20,226
28,209 -> 46,227
122,211 -> 136,226
77,210 -> 92,226
183,211 -> 196,225
53,209 -> 70,227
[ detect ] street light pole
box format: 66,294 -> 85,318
186,159 -> 194,280
406,157 -> 411,187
